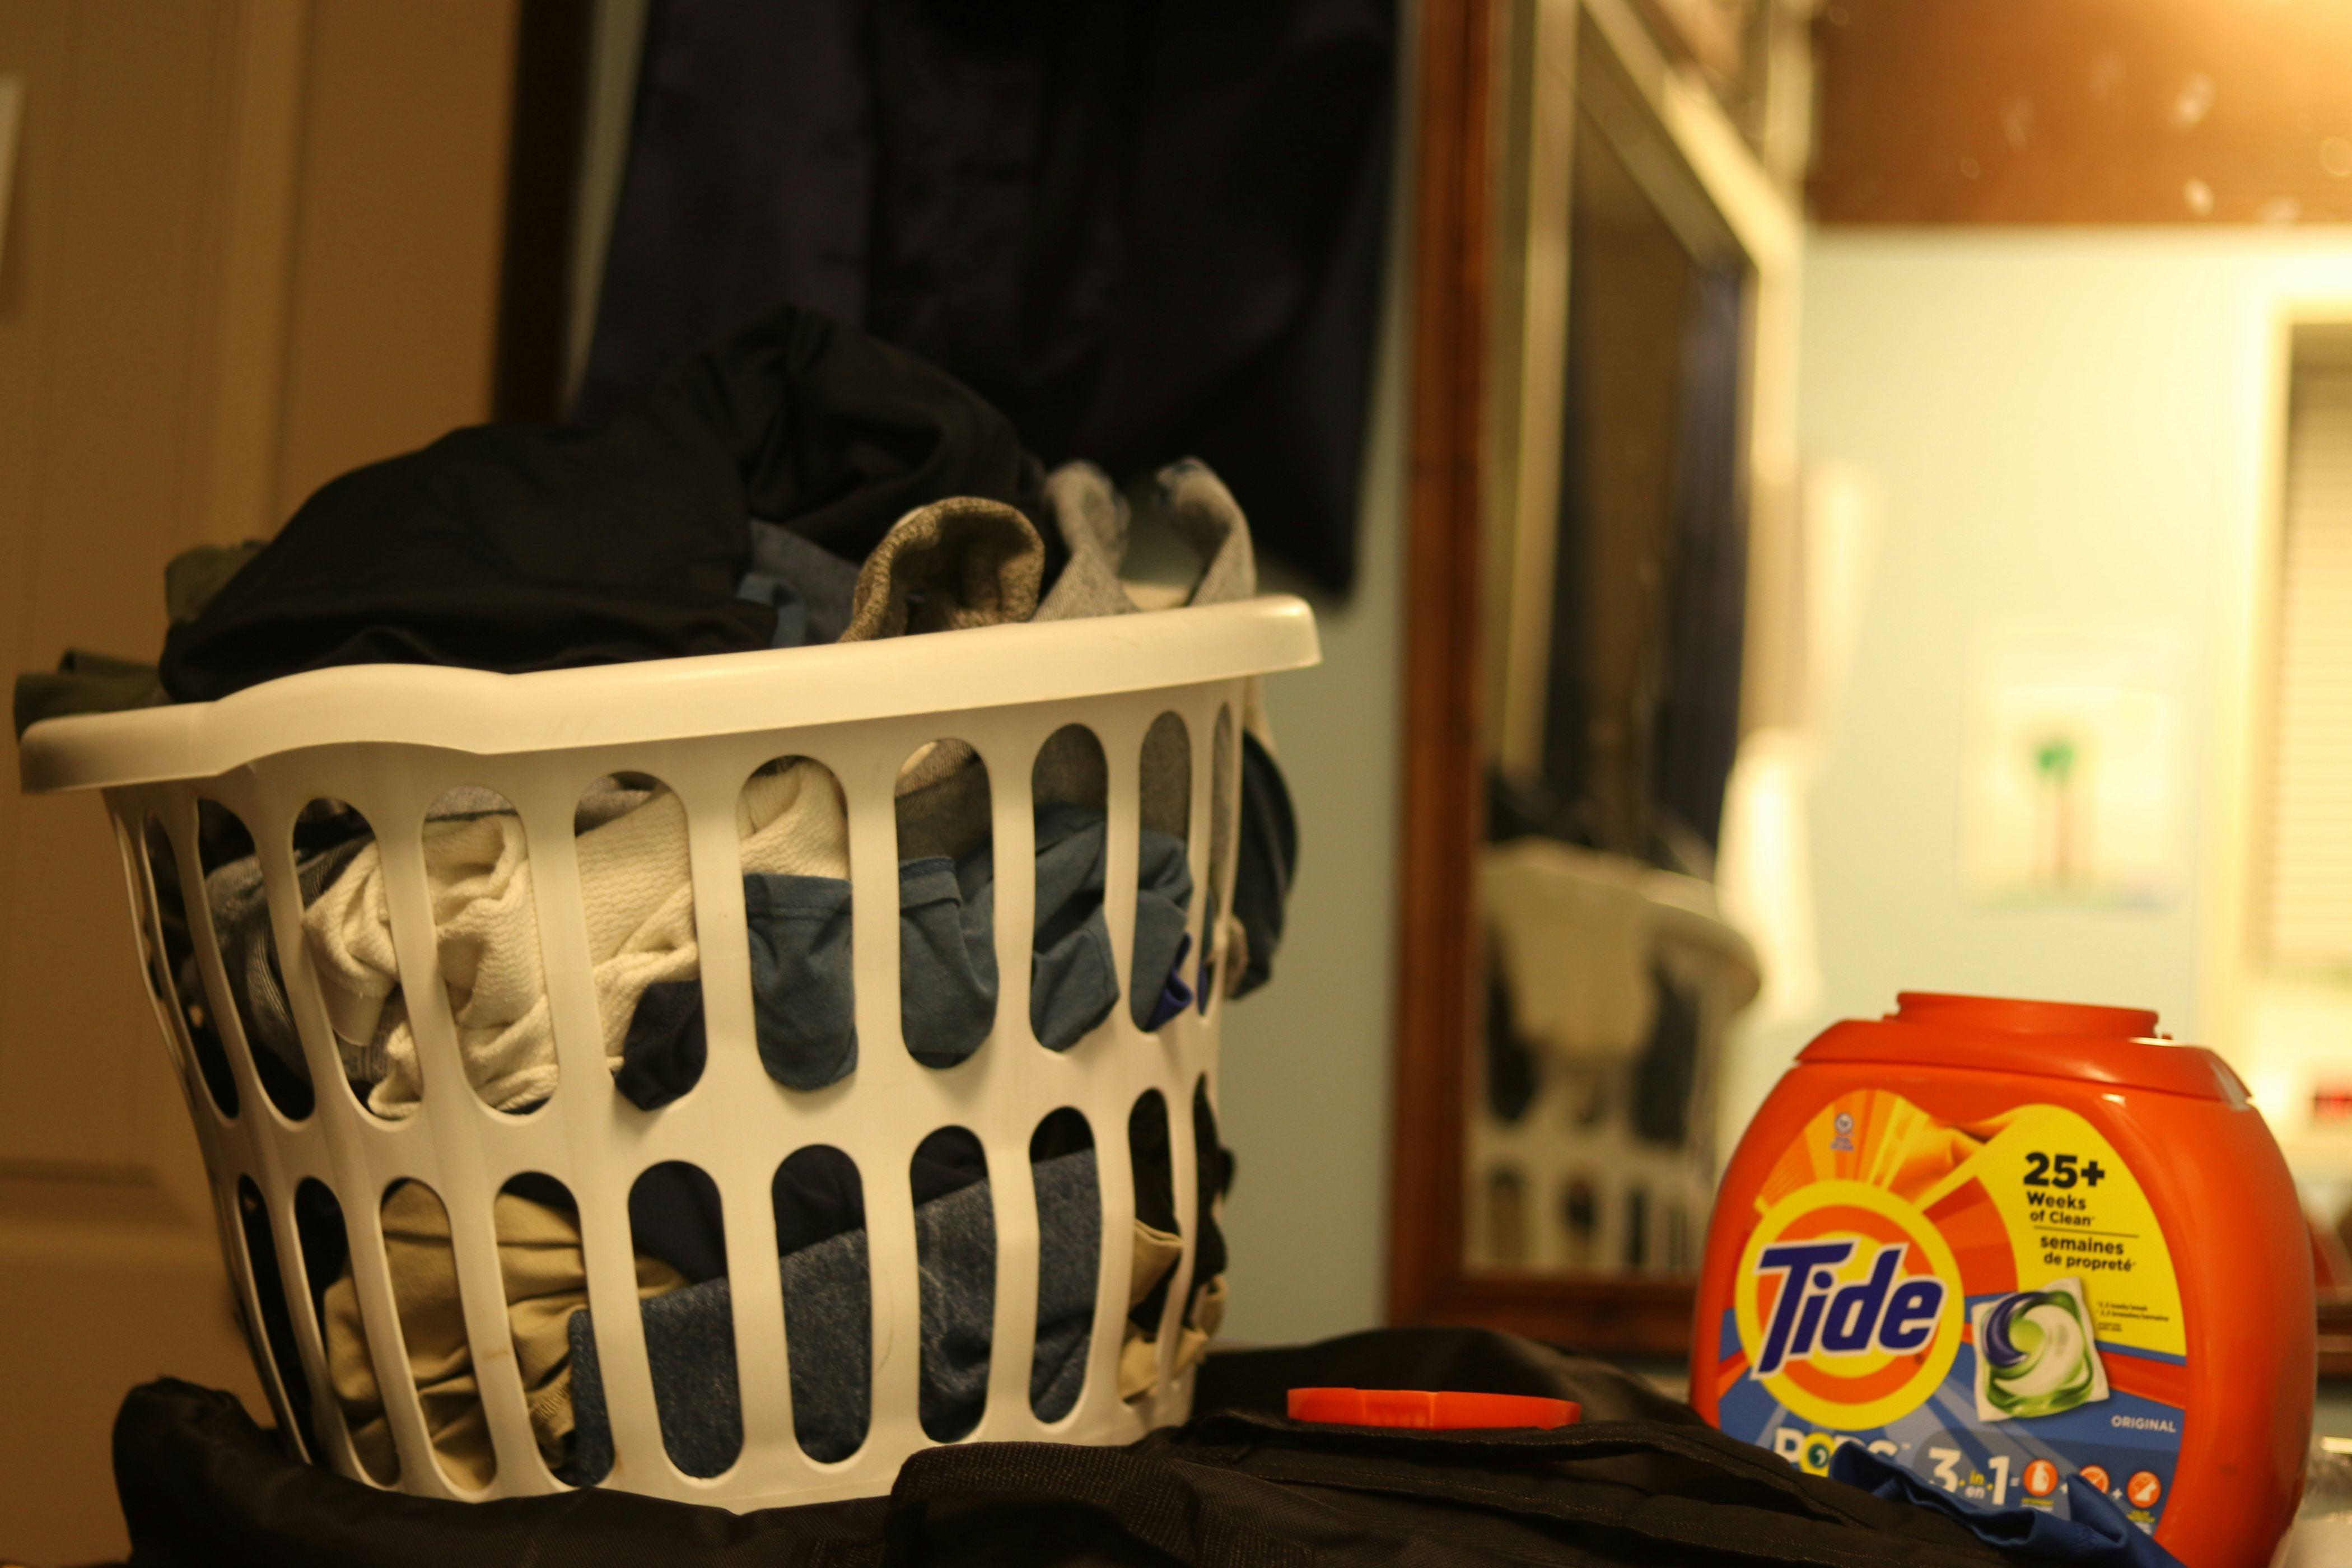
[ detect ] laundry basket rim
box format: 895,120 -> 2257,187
19,595 -> 1318,795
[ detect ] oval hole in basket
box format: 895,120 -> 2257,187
1561,1176 -> 1598,1270
896,740 -> 995,1070
773,1145 -> 871,1461
1201,703 -> 1236,1012
422,788 -> 550,1116
1486,1168 -> 1528,1266
199,800 -> 314,1119
625,1161 -> 741,1478
913,1126 -> 992,1441
577,774 -> 706,1110
235,1175 -> 319,1460
119,814 -> 169,1007
490,1173 -> 590,1484
289,800 -> 400,1122
1124,1089 -> 1180,1403
738,757 -> 855,1091
1133,713 -> 1193,1032
1028,1108 -> 1099,1422
141,813 -> 237,1117
294,1177 -> 395,1484
1187,1077 -> 1229,1346
1665,1197 -> 1692,1272
371,1179 -> 496,1489
1029,725 -> 1114,1051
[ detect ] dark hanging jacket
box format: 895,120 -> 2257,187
575,0 -> 1396,595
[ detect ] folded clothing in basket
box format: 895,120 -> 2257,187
316,1137 -> 1224,1486
193,475 -> 1266,1121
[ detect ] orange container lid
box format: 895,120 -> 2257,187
1286,1388 -> 1581,1430
1799,992 -> 2248,1103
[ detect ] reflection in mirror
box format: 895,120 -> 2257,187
1466,31 -> 1760,1285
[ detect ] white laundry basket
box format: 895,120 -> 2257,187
18,595 -> 1316,1510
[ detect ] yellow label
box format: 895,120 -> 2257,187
1910,1104 -> 2184,1359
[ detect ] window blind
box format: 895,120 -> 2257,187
2266,358 -> 2352,966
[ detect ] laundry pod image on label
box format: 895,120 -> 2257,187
1973,1278 -> 2110,1422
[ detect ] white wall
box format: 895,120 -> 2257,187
1211,101 -> 1415,1347
1723,230 -> 2352,1139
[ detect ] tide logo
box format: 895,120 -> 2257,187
1734,1180 -> 1964,1430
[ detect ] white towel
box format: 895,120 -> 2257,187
306,760 -> 850,1118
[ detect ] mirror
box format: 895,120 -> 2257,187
1392,0 -> 2352,1360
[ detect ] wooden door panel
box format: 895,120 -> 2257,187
0,2 -> 514,1555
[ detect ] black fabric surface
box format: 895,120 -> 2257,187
616,979 -> 708,1110
159,305 -> 1042,702
113,1379 -> 887,1568
760,1127 -> 996,1261
628,1161 -> 733,1284
576,0 -> 1395,594
111,1331 -> 2024,1567
1187,1083 -> 1230,1294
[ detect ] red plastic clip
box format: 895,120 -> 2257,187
1286,1388 -> 1581,1430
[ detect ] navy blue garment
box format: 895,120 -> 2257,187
898,855 -> 998,1068
1013,802 -> 1194,1048
743,873 -> 860,1090
1828,1444 -> 2187,1567
615,979 -> 705,1110
160,305 -> 1042,702
899,805 -> 1195,1058
1131,840 -> 1194,1030
626,1161 -> 731,1285
1151,932 -> 1195,1029
576,0 -> 1396,595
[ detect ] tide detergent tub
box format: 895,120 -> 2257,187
1692,993 -> 2312,1568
